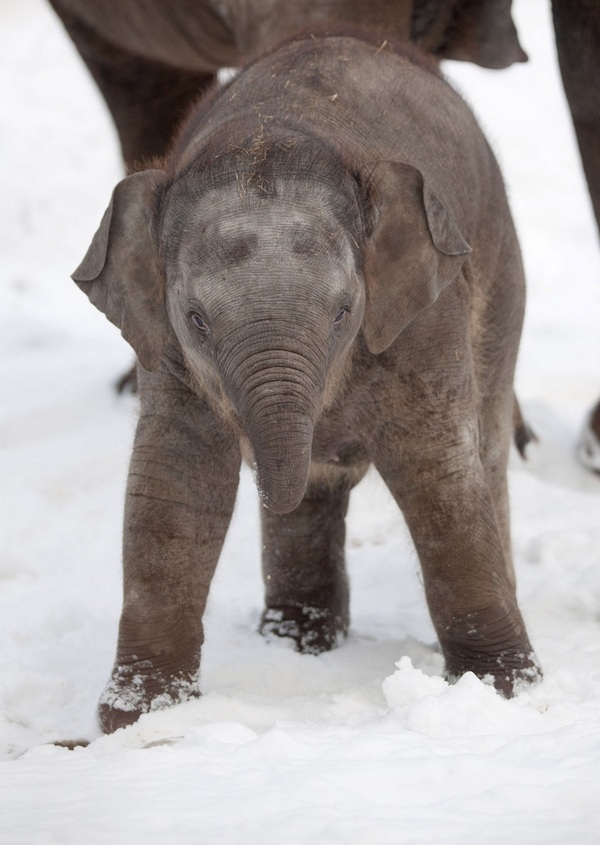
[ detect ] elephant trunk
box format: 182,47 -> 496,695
248,411 -> 314,514
229,343 -> 324,514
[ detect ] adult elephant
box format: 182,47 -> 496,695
48,0 -> 600,470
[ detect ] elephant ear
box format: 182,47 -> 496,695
362,160 -> 471,355
72,169 -> 168,371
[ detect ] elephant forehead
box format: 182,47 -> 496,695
167,184 -> 358,269
185,243 -> 355,307
182,223 -> 357,295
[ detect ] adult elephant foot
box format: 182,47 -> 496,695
577,399 -> 600,474
259,604 -> 348,655
98,658 -> 201,734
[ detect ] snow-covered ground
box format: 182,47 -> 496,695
1,1 -> 600,842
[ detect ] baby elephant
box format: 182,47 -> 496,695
74,30 -> 540,732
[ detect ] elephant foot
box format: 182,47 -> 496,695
577,400 -> 600,474
259,605 -> 348,655
98,661 -> 200,733
440,606 -> 542,697
444,651 -> 542,697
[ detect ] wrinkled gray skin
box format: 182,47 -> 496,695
74,33 -> 540,733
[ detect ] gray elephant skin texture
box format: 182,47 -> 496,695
74,31 -> 540,733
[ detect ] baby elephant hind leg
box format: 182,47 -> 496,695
259,471 -> 364,654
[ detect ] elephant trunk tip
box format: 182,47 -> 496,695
247,411 -> 314,514
254,461 -> 308,515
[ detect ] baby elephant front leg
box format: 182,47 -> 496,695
376,425 -> 540,696
99,374 -> 240,732
413,474 -> 539,694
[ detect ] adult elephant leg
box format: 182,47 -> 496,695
85,53 -> 215,168
372,411 -> 539,696
552,0 -> 600,232
552,0 -> 600,472
99,367 -> 241,733
259,470 -> 365,654
49,4 -> 216,167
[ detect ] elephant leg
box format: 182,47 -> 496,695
99,369 -> 241,733
479,401 -> 517,589
49,4 -> 216,167
88,55 -> 215,169
373,412 -> 539,696
552,0 -> 600,234
476,379 -> 521,588
552,2 -> 600,471
259,472 -> 361,654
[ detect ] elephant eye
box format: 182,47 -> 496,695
333,307 -> 350,327
190,312 -> 210,334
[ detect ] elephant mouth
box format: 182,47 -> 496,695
310,437 -> 368,467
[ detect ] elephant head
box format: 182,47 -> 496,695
73,136 -> 470,513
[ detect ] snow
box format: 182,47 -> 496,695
1,1 -> 600,842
